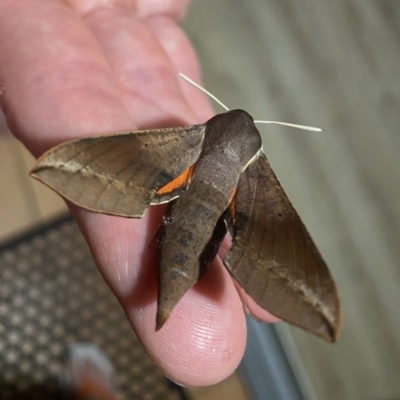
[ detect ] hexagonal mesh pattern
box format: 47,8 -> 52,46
0,216 -> 186,400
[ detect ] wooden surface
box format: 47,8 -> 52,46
0,133 -> 67,241
183,1 -> 400,400
1,1 -> 399,399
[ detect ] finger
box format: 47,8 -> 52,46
0,0 -> 248,386
0,0 -> 135,156
78,4 -> 198,128
69,0 -> 213,124
66,0 -> 192,23
73,207 -> 247,386
66,1 -> 248,385
136,0 -> 192,22
146,16 -> 215,122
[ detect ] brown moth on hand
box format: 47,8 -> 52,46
31,75 -> 341,342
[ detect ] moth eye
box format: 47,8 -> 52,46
144,143 -> 148,148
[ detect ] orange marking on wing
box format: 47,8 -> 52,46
229,188 -> 237,225
156,165 -> 195,195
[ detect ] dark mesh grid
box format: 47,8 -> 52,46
0,216 -> 186,400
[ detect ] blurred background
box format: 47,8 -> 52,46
183,1 -> 400,399
1,0 -> 399,399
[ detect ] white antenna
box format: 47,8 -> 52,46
178,72 -> 230,111
253,120 -> 322,132
178,72 -> 322,132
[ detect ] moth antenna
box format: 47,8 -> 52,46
253,120 -> 322,132
177,72 -> 321,131
177,72 -> 230,112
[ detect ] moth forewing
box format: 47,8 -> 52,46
30,125 -> 206,217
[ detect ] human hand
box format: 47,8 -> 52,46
0,0 -> 277,386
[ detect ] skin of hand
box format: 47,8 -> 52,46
0,0 -> 278,386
